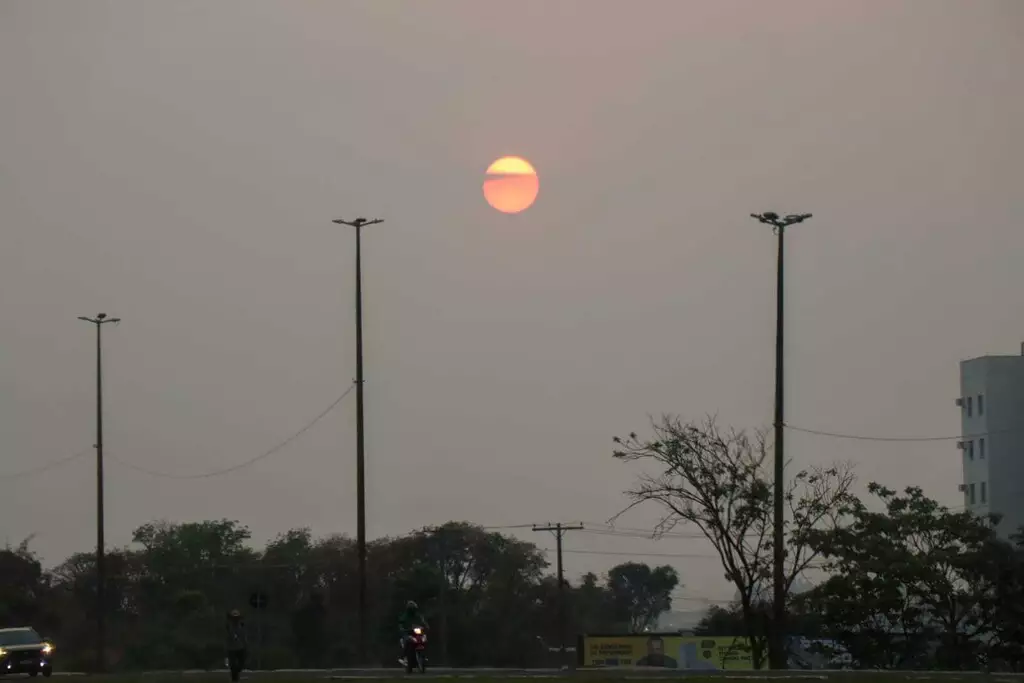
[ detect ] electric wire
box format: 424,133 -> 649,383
785,423 -> 1015,443
0,449 -> 92,481
540,547 -> 719,560
488,522 -> 755,541
6,412 -> 985,483
108,382 -> 355,479
577,527 -> 710,540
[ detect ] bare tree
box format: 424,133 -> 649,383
612,415 -> 855,668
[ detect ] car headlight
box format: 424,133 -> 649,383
42,643 -> 54,655
0,647 -> 7,657
413,628 -> 422,635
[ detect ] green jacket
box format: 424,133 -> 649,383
398,608 -> 426,633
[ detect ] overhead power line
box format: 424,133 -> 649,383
486,522 -> 741,541
577,527 -> 709,541
0,449 -> 92,481
785,423 -> 1016,443
109,383 -> 355,480
541,547 -> 718,560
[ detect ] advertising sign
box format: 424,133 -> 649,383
581,634 -> 761,670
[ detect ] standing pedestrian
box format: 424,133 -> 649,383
225,609 -> 247,681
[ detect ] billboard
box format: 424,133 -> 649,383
581,634 -> 762,670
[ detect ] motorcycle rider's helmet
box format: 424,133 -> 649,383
406,600 -> 418,611
229,609 -> 241,619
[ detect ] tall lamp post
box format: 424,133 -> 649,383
750,211 -> 811,670
332,216 -> 382,663
77,312 -> 120,673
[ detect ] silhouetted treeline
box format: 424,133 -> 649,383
0,521 -> 678,670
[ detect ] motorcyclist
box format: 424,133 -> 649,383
397,600 -> 427,667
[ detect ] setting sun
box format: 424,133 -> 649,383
483,156 -> 539,214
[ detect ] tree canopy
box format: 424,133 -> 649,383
799,484 -> 1007,670
613,415 -> 855,668
0,520 -> 682,671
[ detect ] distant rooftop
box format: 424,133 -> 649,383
964,342 -> 1024,361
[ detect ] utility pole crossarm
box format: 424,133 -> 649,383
531,523 -> 585,533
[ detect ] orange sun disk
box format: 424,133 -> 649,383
483,156 -> 539,214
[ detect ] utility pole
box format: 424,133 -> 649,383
77,312 -> 121,673
533,523 -> 583,669
750,211 -> 811,670
331,216 -> 383,664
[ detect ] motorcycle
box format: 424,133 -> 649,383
403,626 -> 427,674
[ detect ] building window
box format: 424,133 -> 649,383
981,482 -> 987,504
978,394 -> 985,416
970,483 -> 976,505
967,440 -> 974,460
980,438 -> 986,459
966,396 -> 973,417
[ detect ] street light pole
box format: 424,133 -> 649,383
77,312 -> 120,673
750,212 -> 811,670
332,217 -> 383,664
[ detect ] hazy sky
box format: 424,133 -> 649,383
2,0 -> 1022,605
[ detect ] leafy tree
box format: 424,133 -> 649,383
988,532 -> 1024,671
291,592 -> 328,667
695,604 -> 743,636
25,517 -> 688,670
128,520 -> 257,668
22,504 -> 1024,671
801,484 -> 1002,670
605,562 -> 678,632
389,522 -> 550,666
573,572 -> 615,634
695,600 -> 822,640
613,415 -> 855,668
48,547 -> 145,670
0,539 -> 49,627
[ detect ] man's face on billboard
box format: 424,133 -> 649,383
648,638 -> 663,655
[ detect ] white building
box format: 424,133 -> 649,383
958,344 -> 1024,536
